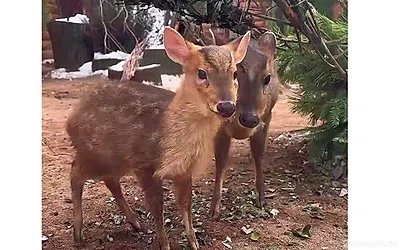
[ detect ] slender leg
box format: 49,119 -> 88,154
70,159 -> 86,245
103,178 -> 142,231
173,175 -> 199,250
210,129 -> 231,220
250,117 -> 271,208
139,174 -> 170,250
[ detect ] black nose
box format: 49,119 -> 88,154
239,112 -> 260,128
216,101 -> 236,117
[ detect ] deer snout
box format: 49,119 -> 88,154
216,101 -> 236,118
239,112 -> 260,128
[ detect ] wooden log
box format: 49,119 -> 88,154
47,3 -> 59,15
42,40 -> 52,51
42,50 -> 54,60
50,13 -> 61,20
42,31 -> 50,40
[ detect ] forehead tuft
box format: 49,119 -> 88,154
199,46 -> 232,69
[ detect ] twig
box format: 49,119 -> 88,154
249,12 -> 292,26
266,4 -> 278,14
122,4 -> 138,46
99,0 -> 111,52
294,28 -> 302,51
42,138 -> 74,158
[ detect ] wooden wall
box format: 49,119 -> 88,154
42,0 -> 61,60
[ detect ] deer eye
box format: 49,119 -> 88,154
198,69 -> 207,80
264,75 -> 271,85
233,71 -> 238,80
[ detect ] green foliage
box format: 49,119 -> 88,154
277,11 -> 347,163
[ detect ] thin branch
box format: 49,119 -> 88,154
249,12 -> 292,26
266,4 -> 278,14
122,5 -> 138,46
99,0 -> 111,52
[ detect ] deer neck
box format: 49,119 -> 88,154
156,79 -> 222,179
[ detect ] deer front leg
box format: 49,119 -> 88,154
210,129 -> 231,220
173,175 -> 199,250
250,118 -> 270,208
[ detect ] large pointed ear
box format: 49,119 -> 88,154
258,31 -> 277,59
224,31 -> 251,64
163,27 -> 192,65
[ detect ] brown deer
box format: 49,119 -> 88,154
201,27 -> 280,219
65,27 -> 251,250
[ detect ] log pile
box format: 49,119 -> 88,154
42,0 -> 60,60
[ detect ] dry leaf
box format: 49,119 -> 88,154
250,231 -> 261,241
241,226 -> 253,235
339,188 -> 348,197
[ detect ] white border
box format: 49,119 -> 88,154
349,0 -> 400,249
1,0 -> 399,249
1,1 -> 42,249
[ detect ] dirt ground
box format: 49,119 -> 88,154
42,76 -> 348,250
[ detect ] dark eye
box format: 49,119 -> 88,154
198,69 -> 207,80
233,71 -> 238,80
264,75 -> 271,85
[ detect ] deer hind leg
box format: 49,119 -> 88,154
250,117 -> 271,208
139,174 -> 170,250
103,178 -> 142,231
70,158 -> 86,245
173,175 -> 199,250
210,129 -> 231,220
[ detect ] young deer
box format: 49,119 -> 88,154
202,28 -> 280,219
65,27 -> 251,249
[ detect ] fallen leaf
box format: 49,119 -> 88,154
222,242 -> 233,249
85,179 -> 95,185
270,208 -> 280,218
106,234 -> 114,242
309,212 -> 325,220
42,235 -> 48,242
241,226 -> 253,235
265,193 -> 277,198
222,236 -> 233,249
112,214 -> 124,225
250,231 -> 261,241
289,224 -> 312,239
281,187 -> 295,192
267,188 -> 276,193
339,188 -> 348,197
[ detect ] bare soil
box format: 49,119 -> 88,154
42,76 -> 347,250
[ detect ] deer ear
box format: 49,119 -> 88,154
258,31 -> 277,59
224,31 -> 251,64
163,27 -> 191,65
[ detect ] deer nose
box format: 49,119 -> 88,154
216,101 -> 236,118
239,112 -> 260,128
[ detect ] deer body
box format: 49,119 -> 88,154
201,29 -> 280,219
66,27 -> 251,249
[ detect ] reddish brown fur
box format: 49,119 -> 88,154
201,29 -> 280,219
66,28 -> 250,250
